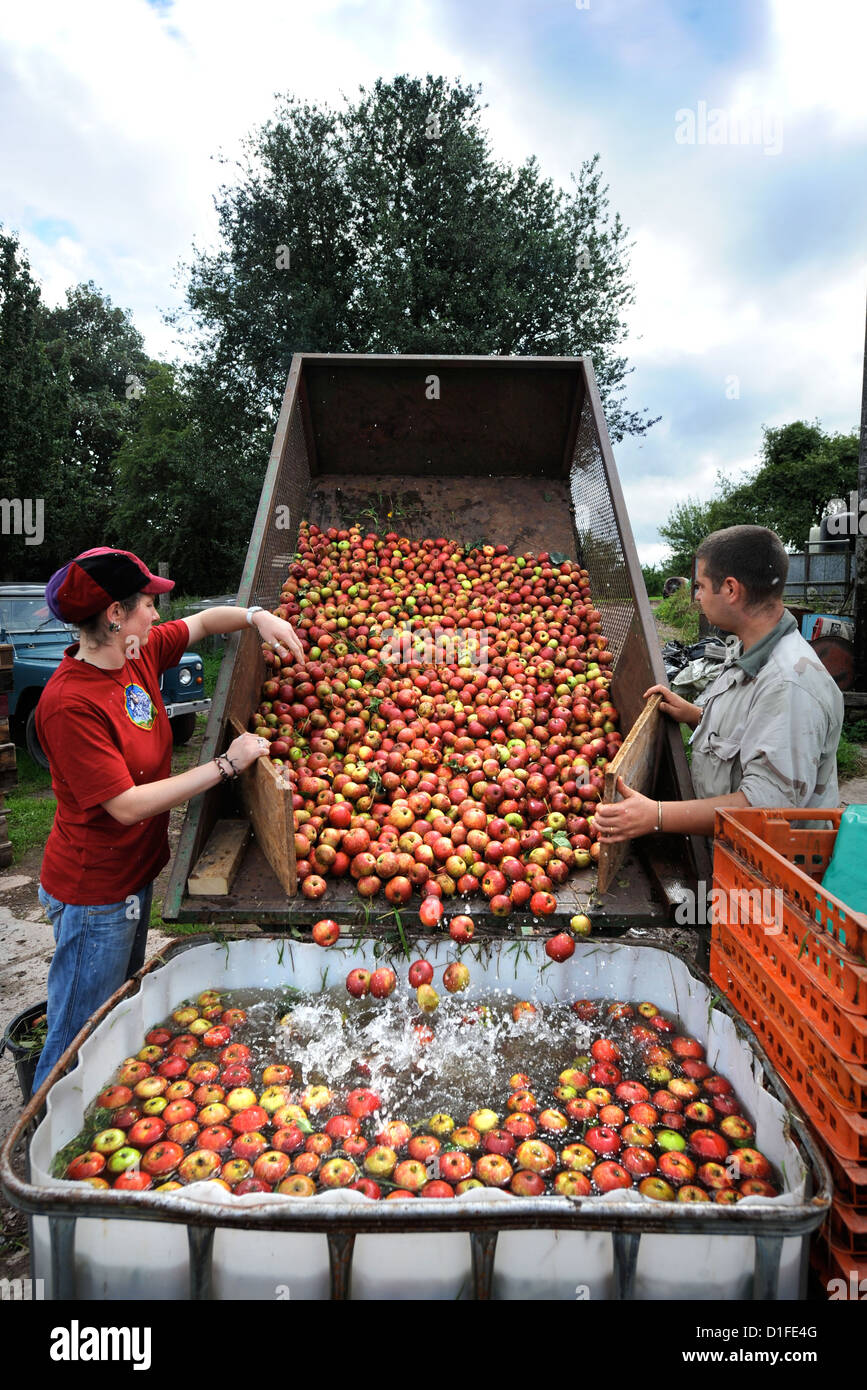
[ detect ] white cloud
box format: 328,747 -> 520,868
766,0 -> 867,137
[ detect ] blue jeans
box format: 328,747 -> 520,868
32,881 -> 154,1094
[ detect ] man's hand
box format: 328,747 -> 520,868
643,683 -> 702,728
592,777 -> 658,844
253,612 -> 305,664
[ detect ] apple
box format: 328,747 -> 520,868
202,1025 -> 231,1049
197,1103 -> 231,1128
198,1124 -> 234,1152
420,1180 -> 455,1198
300,1085 -> 333,1113
510,1170 -> 546,1196
163,1099 -> 197,1126
416,984 -> 439,1013
439,1151 -> 473,1182
655,1129 -> 687,1153
369,968 -> 397,999
66,1152 -> 107,1181
714,1188 -> 741,1204
451,1126 -> 482,1153
638,1176 -> 675,1201
538,1108 -> 569,1133
112,1171 -> 152,1191
118,1060 -> 152,1087
467,1109 -> 499,1134
739,1178 -> 778,1197
698,1161 -> 734,1191
351,1178 -> 384,1200
347,1088 -> 381,1118
585,1125 -> 621,1156
689,1129 -> 730,1163
220,1158 -> 252,1187
449,916 -> 475,944
253,1150 -> 292,1185
230,1105 -> 269,1135
475,1154 -> 514,1187
271,1126 -> 305,1155
507,1089 -> 538,1114
684,1102 -> 716,1125
305,1133 -> 333,1155
443,962 -> 470,994
187,1061 -> 220,1085
221,1008 -> 247,1027
622,1146 -> 658,1177
167,1121 -> 200,1147
592,1160 -> 632,1193
428,1112 -> 455,1139
312,918 -> 340,947
276,1175 -> 317,1197
393,1160 -> 429,1192
677,1185 -> 711,1203
515,1140 -> 557,1175
231,1131 -> 268,1161
408,960 -> 434,987
376,1120 -> 412,1150
106,1147 -> 143,1175
408,1134 -> 441,1162
570,914 -> 592,936
346,969 -> 371,997
141,1141 -> 185,1176
127,1117 -> 166,1148
545,932 -> 575,962
91,1128 -> 128,1156
658,1151 -> 696,1185
262,1064 -> 294,1087
731,1148 -> 772,1181
720,1115 -> 755,1146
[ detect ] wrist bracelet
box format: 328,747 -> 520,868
657,800 -> 663,832
246,606 -> 264,626
224,754 -> 240,777
214,756 -> 237,783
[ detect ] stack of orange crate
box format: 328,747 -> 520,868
708,807 -> 867,1298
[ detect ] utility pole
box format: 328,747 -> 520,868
855,292 -> 867,691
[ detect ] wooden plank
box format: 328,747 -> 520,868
0,718 -> 8,745
0,742 -> 16,772
188,819 -> 250,896
597,693 -> 663,895
228,718 -> 296,898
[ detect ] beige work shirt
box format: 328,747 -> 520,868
689,610 -> 844,808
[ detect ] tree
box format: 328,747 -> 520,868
658,420 -> 859,572
0,229 -> 67,579
110,362 -> 265,593
40,283 -> 150,561
177,75 -> 657,444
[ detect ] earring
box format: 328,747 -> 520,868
109,621 -> 121,632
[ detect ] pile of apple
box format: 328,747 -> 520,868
59,989 -> 779,1203
253,523 -> 621,913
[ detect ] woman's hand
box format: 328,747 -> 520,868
643,683 -> 702,728
253,612 -> 305,664
593,777 -> 658,843
225,731 -> 273,773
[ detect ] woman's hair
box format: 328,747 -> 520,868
77,591 -> 145,647
696,526 -> 788,609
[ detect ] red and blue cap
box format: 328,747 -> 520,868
45,548 -> 174,623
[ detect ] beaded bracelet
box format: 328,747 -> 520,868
214,756 -> 235,782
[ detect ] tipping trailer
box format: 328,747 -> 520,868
163,354 -> 710,932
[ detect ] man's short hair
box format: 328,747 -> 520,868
696,526 -> 788,608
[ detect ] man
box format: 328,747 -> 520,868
594,525 -> 844,844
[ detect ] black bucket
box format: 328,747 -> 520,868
1,1001 -> 47,1104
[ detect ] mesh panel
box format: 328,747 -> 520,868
250,402 -> 311,610
569,398 -> 635,671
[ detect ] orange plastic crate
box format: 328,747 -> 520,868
816,1138 -> 867,1209
714,807 -> 867,961
810,1236 -> 867,1299
713,839 -> 867,1013
711,946 -> 867,1162
712,920 -> 867,1109
709,907 -> 867,1065
830,1201 -> 867,1254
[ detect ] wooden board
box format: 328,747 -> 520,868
188,819 -> 250,896
228,718 -> 297,898
597,693 -> 663,895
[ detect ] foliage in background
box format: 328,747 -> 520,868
177,75 -> 658,445
640,562 -> 668,598
655,585 -> 700,642
658,420 -> 859,574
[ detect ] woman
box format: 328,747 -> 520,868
31,546 -> 303,1092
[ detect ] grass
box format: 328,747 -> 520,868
655,586 -> 700,642
6,749 -> 55,863
838,718 -> 867,781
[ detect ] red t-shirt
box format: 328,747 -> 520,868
37,619 -> 190,904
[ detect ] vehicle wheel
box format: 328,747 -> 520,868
25,707 -> 50,769
170,712 -> 197,745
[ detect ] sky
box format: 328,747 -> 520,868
1,0 -> 865,565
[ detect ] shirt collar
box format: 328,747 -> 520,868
734,609 -> 797,677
